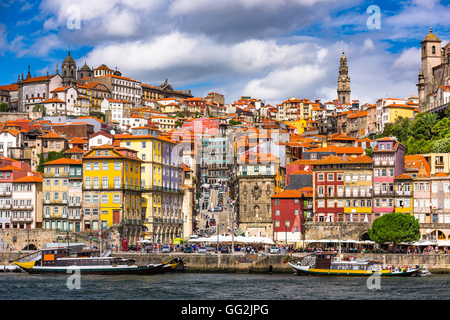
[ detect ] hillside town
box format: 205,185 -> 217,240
1,27 -> 450,252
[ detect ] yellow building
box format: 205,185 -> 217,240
394,174 -> 413,215
82,144 -> 142,246
42,158 -> 83,232
285,119 -> 307,135
383,103 -> 419,124
114,127 -> 185,244
341,155 -> 374,222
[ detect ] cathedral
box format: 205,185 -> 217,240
337,52 -> 351,105
417,28 -> 450,112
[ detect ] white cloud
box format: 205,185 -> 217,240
20,2 -> 33,11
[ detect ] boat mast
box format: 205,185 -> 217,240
338,226 -> 341,261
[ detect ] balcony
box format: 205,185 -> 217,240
374,190 -> 395,196
68,202 -> 82,207
41,199 -> 68,205
11,216 -> 33,222
0,190 -> 12,196
0,204 -> 11,209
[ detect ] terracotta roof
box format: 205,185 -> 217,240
69,137 -> 88,144
0,166 -> 26,171
395,173 -> 413,179
14,176 -> 43,183
40,132 -> 65,139
65,146 -> 85,154
434,172 -> 448,177
44,158 -> 82,165
0,84 -> 18,91
22,74 -> 57,83
270,189 -> 304,198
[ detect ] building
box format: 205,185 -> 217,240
42,158 -> 83,232
422,153 -> 450,175
404,155 -> 431,178
101,98 -> 132,132
17,68 -> 63,112
89,131 -> 113,148
337,53 -> 351,105
372,137 -> 406,219
312,155 -> 373,222
114,127 -> 184,244
82,144 -> 143,247
417,28 -> 450,112
394,173 -> 413,216
271,190 -> 305,244
11,175 -> 43,229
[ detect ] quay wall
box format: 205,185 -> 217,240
2,252 -> 450,273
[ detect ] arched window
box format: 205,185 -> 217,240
432,46 -> 436,54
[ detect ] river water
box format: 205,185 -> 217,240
1,272 -> 450,300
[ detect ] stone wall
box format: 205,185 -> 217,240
0,228 -> 62,252
304,222 -> 371,241
0,112 -> 32,122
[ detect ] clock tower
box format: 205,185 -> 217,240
337,52 -> 351,105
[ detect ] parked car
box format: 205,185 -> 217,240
221,246 -> 230,253
206,245 -> 215,252
270,246 -> 280,254
184,246 -> 193,253
198,246 -> 207,254
214,207 -> 223,212
127,245 -> 138,251
161,245 -> 171,253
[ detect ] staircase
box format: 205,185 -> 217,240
101,249 -> 112,257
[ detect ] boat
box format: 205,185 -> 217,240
14,248 -> 182,275
288,251 -> 421,277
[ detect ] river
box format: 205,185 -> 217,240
1,272 -> 449,300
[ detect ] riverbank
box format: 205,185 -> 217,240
3,251 -> 450,274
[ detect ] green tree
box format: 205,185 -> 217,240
365,147 -> 373,158
229,119 -> 242,126
0,103 -> 9,112
422,112 -> 440,137
36,150 -> 66,173
33,104 -> 46,116
431,138 -> 450,153
432,117 -> 450,139
368,213 -> 421,253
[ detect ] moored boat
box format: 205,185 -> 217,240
288,251 -> 421,277
14,248 -> 181,275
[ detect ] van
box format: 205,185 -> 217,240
189,235 -> 199,240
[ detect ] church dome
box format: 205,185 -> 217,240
425,27 -> 438,41
63,51 -> 75,64
80,62 -> 91,71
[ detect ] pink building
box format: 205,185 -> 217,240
372,137 -> 406,218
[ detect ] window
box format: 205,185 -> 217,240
432,183 -> 438,193
294,199 -> 299,204
102,162 -> 109,171
275,199 -> 280,206
327,173 -> 334,181
275,210 -> 280,216
337,174 -> 343,181
113,195 -> 120,203
318,174 -> 324,181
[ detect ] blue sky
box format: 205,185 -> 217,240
1,0 -> 450,105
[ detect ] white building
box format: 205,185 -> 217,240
101,98 -> 132,132
11,176 -> 42,229
89,131 -> 113,148
0,129 -> 20,158
18,72 -> 63,112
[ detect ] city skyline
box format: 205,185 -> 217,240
1,0 -> 450,105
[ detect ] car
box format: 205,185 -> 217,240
206,245 -> 215,252
270,246 -> 280,254
214,207 -> 223,212
221,246 -> 230,253
161,245 -> 171,253
189,235 -> 199,240
197,246 -> 207,254
127,245 -> 138,251
184,246 -> 193,253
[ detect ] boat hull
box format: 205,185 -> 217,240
14,262 -> 175,275
288,263 -> 420,277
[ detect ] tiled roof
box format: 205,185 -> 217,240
44,158 -> 82,165
14,176 -> 43,183
270,189 -> 303,198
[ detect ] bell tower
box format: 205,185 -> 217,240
337,52 -> 351,105
61,50 -> 77,87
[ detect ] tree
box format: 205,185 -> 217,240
368,213 -> 421,253
422,112 -> 440,137
33,104 -> 46,116
432,117 -> 450,139
36,150 -> 66,173
229,119 -> 242,126
0,103 -> 9,112
364,147 -> 373,158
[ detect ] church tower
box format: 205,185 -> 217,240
337,52 -> 351,105
61,51 -> 77,87
418,27 -> 443,109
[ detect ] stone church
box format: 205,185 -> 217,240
417,28 -> 450,112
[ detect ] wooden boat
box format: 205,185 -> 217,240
288,251 -> 420,277
14,248 -> 181,275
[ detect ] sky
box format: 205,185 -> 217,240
1,0 -> 450,106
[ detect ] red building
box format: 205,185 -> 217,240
271,190 -> 305,244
